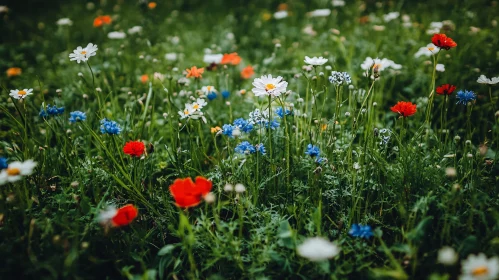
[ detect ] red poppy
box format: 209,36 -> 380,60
436,84 -> 456,95
169,176 -> 212,208
431,34 -> 457,50
111,204 -> 138,227
390,101 -> 417,117
123,141 -> 145,157
93,15 -> 112,28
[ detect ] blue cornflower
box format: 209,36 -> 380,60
68,111 -> 87,123
305,144 -> 321,157
265,118 -> 280,130
233,118 -> 253,133
100,119 -> 122,135
207,91 -> 217,101
315,157 -> 324,164
0,157 -> 8,170
349,224 -> 374,239
456,90 -> 476,105
235,141 -> 256,155
40,104 -> 64,118
255,143 -> 266,155
275,107 -> 293,118
222,124 -> 235,138
221,90 -> 230,98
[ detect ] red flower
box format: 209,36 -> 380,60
436,84 -> 456,95
169,177 -> 212,208
111,204 -> 138,227
93,15 -> 112,28
431,34 -> 457,50
123,141 -> 145,157
390,101 -> 417,117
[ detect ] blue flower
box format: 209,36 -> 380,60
69,111 -> 87,123
349,224 -> 374,239
100,119 -> 122,135
305,144 -> 320,157
235,141 -> 256,154
40,104 -> 64,118
207,92 -> 217,101
0,157 -> 8,170
315,157 -> 324,164
222,124 -> 235,137
265,118 -> 280,130
233,118 -> 253,133
456,90 -> 476,105
275,107 -> 293,118
255,143 -> 266,155
221,90 -> 230,98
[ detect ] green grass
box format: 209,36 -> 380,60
1,0 -> 499,279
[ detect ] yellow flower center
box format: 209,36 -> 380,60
472,266 -> 488,276
265,84 -> 276,91
18,90 -> 27,96
207,86 -> 212,92
372,63 -> 381,69
184,109 -> 190,115
7,167 -> 21,176
428,47 -> 435,51
81,50 -> 87,55
193,104 -> 200,110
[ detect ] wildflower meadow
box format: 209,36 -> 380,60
1,0 -> 499,279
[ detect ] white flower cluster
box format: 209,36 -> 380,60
178,98 -> 208,120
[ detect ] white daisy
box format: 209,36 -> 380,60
56,18 -> 73,26
274,10 -> 288,19
297,237 -> 341,262
383,12 -> 400,22
203,53 -> 223,64
192,98 -> 208,111
414,43 -> 440,58
477,75 -> 499,85
332,0 -> 345,7
252,74 -> 288,97
107,31 -> 126,39
438,247 -> 458,265
304,56 -> 328,66
9,88 -> 33,100
178,103 -> 203,120
201,86 -> 217,95
360,57 -> 402,72
127,26 -> 142,34
165,53 -> 178,61
97,205 -> 117,225
0,160 -> 37,185
460,253 -> 499,280
308,9 -> 331,17
69,43 -> 98,63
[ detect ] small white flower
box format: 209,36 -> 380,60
56,18 -> 73,26
436,64 -> 445,72
438,247 -> 458,265
304,56 -> 328,66
69,43 -> 98,63
353,162 -> 361,170
178,103 -> 203,120
331,0 -> 345,7
127,26 -> 142,34
192,98 -> 208,111
302,25 -> 317,36
426,21 -> 443,35
234,183 -> 246,193
97,205 -> 118,225
165,52 -> 178,61
383,12 -> 400,22
297,237 -> 340,262
252,74 -> 288,97
203,53 -> 223,64
360,57 -> 401,72
274,10 -> 288,19
204,192 -> 216,204
0,160 -> 37,185
107,31 -> 126,39
414,43 -> 440,58
477,75 -> 499,85
224,183 -> 234,192
9,88 -> 33,100
460,253 -> 499,280
308,9 -> 331,17
0,6 -> 9,13
201,86 -> 217,95
373,25 -> 386,31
